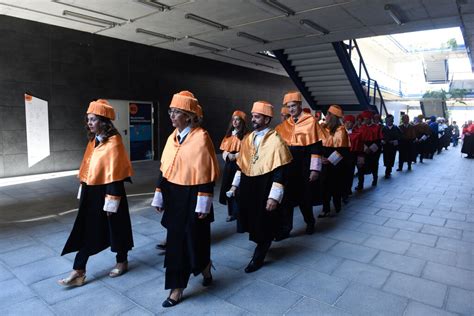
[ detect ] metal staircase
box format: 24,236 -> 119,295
274,39 -> 388,115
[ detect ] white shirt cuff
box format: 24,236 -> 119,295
232,170 -> 241,187
151,188 -> 163,208
328,151 -> 343,165
77,184 -> 82,200
268,182 -> 284,204
103,194 -> 120,213
222,151 -> 229,162
195,193 -> 213,214
310,155 -> 322,171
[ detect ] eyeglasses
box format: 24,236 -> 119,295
168,109 -> 184,116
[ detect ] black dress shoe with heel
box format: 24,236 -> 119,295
202,261 -> 215,286
245,259 -> 263,273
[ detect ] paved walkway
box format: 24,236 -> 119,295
0,147 -> 472,315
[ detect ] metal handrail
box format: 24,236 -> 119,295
346,39 -> 388,115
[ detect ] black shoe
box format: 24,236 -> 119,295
372,180 -> 377,186
396,168 -> 402,171
342,196 -> 349,204
305,224 -> 315,235
155,243 -> 166,250
245,259 -> 263,273
162,290 -> 183,308
408,166 -> 412,171
202,261 -> 215,287
274,232 -> 290,242
355,185 -> 363,191
384,174 -> 391,179
226,216 -> 236,222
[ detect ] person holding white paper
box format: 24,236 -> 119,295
318,105 -> 350,218
382,115 -> 402,179
413,115 -> 432,163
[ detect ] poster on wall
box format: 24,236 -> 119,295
129,102 -> 153,161
24,94 -> 50,167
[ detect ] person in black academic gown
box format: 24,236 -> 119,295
398,114 -> 416,171
151,91 -> 219,308
382,115 -> 402,178
59,99 -> 134,287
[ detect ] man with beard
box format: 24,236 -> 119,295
228,101 -> 292,273
382,115 -> 402,178
275,91 -> 321,238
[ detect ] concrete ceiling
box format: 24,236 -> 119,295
1,0 -> 473,75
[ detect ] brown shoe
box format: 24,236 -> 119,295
109,262 -> 128,278
57,270 -> 86,287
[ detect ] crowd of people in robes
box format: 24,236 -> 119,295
57,92 -> 473,308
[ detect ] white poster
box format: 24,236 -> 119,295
24,94 -> 50,167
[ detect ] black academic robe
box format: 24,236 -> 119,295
159,175 -> 214,278
62,179 -> 134,256
399,124 -> 416,163
237,166 -> 284,243
382,125 -> 402,168
219,157 -> 238,205
461,134 -> 474,156
321,146 -> 350,212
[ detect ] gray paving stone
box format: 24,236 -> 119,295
421,224 -> 463,239
120,306 -> 154,316
409,214 -> 446,227
364,235 -> 410,254
0,235 -> 37,254
283,246 -> 343,274
0,263 -> 14,282
227,280 -> 301,314
355,222 -> 398,238
423,262 -> 474,290
36,230 -> 71,250
383,272 -> 447,307
328,242 -> 379,263
446,286 -> 474,315
0,244 -> 55,268
12,256 -> 71,285
352,213 -> 389,225
376,209 -> 411,220
456,252 -> 474,271
372,251 -> 426,276
0,278 -> 36,310
160,292 -> 248,315
202,265 -> 255,300
284,269 -> 349,304
332,259 -> 390,288
437,236 -> 473,253
405,301 -> 457,316
286,297 -> 351,316
31,274 -> 102,305
399,205 -> 433,216
244,258 -> 301,286
324,228 -> 370,244
0,297 -> 54,316
431,210 -> 466,221
212,244 -> 253,270
393,230 -> 438,247
445,219 -> 474,232
52,285 -> 134,315
371,201 -> 402,210
335,282 -> 408,316
406,244 -> 457,266
462,230 -> 474,242
384,218 -> 423,232
302,234 -> 339,252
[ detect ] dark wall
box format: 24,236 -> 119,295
0,15 -> 295,178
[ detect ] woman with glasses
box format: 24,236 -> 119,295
151,91 -> 219,307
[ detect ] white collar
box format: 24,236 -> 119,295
232,129 -> 238,136
178,126 -> 191,142
254,127 -> 270,137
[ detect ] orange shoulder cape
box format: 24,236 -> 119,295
219,135 -> 242,152
237,129 -> 292,177
319,125 -> 350,148
275,112 -> 319,146
161,127 -> 219,185
78,135 -> 133,185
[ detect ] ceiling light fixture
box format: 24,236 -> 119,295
188,42 -> 220,52
52,0 -> 127,21
299,19 -> 329,35
237,32 -> 269,44
262,0 -> 295,16
384,4 -> 404,25
185,13 -> 228,30
62,10 -> 117,26
136,0 -> 171,11
136,28 -> 176,41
